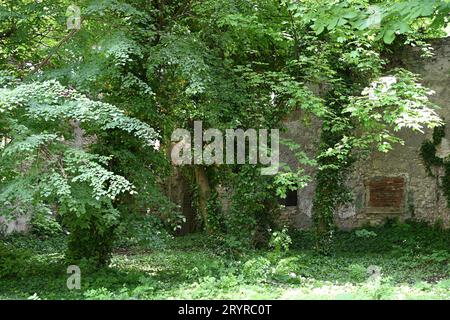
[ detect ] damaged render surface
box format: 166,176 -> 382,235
281,37 -> 450,229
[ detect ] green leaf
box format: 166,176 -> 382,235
327,16 -> 339,30
397,21 -> 411,33
313,22 -> 325,35
383,29 -> 396,44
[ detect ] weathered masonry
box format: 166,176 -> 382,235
280,37 -> 450,229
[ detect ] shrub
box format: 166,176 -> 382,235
114,213 -> 172,250
355,229 -> 377,239
224,166 -> 279,248
269,227 -> 292,254
30,208 -> 63,238
271,257 -> 303,283
347,263 -> 369,282
241,257 -> 272,280
0,241 -> 32,278
65,205 -> 118,267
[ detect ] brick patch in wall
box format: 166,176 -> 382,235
368,177 -> 405,208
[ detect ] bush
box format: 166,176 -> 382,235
67,225 -> 115,268
241,257 -> 271,280
0,241 -> 32,278
418,250 -> 450,264
30,209 -> 63,238
346,263 -> 369,282
114,213 -> 172,250
271,257 -> 303,283
65,206 -> 118,267
355,229 -> 377,239
269,227 -> 292,254
223,166 -> 279,249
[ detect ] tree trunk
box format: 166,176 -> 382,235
194,166 -> 211,233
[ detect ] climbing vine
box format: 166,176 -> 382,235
420,124 -> 450,207
312,68 -> 443,253
312,123 -> 353,254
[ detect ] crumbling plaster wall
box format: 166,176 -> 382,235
282,37 -> 450,229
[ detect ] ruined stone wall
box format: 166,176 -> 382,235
0,216 -> 29,235
281,37 -> 450,230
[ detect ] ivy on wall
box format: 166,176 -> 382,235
420,124 -> 450,207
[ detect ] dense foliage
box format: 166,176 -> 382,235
0,0 -> 449,265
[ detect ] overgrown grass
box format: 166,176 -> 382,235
0,221 -> 449,300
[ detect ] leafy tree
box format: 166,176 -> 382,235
0,0 -> 447,258
0,78 -> 159,264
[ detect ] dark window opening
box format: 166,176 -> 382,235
281,190 -> 298,207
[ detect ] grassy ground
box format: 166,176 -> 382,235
0,222 -> 449,300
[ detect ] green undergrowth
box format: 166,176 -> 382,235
0,220 -> 449,300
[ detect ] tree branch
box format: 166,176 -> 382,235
30,25 -> 81,75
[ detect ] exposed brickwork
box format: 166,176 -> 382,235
368,177 -> 404,208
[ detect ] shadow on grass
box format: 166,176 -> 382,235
1,221 -> 449,299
